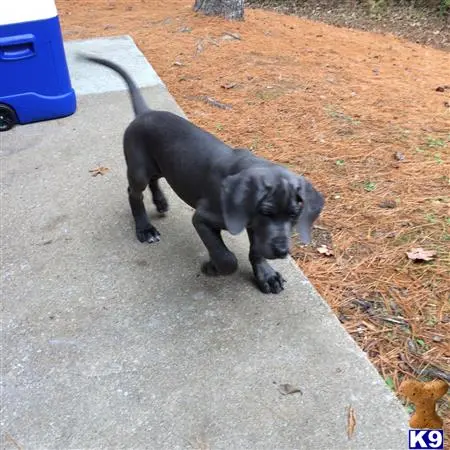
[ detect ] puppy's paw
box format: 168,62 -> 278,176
154,195 -> 169,215
256,270 -> 286,294
201,253 -> 238,276
201,261 -> 219,276
136,225 -> 161,244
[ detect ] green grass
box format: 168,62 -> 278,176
385,376 -> 395,390
364,181 -> 377,192
426,136 -> 446,148
415,136 -> 447,165
325,105 -> 360,125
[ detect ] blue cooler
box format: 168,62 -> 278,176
0,0 -> 76,131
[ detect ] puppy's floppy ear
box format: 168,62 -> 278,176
296,177 -> 325,244
221,169 -> 271,235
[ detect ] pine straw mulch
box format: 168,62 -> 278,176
57,0 -> 450,436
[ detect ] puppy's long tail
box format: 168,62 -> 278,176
78,54 -> 149,117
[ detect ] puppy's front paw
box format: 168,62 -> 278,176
136,225 -> 161,244
201,253 -> 238,276
256,270 -> 286,294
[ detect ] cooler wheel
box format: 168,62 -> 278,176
0,104 -> 18,132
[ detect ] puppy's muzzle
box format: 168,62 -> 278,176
272,237 -> 289,259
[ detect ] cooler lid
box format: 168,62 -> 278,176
0,0 -> 58,26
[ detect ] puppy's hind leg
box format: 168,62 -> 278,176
128,169 -> 161,243
149,178 -> 169,214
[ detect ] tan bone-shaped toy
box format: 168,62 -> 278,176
399,379 -> 448,429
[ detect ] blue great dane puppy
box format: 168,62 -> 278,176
81,55 -> 324,294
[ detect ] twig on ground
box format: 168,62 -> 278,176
191,95 -> 232,110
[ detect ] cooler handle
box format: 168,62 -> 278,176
0,34 -> 36,61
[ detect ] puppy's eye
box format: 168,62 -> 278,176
288,207 -> 301,220
260,207 -> 274,217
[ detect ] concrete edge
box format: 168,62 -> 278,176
64,35 -> 166,96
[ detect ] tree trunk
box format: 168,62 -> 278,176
193,0 -> 244,20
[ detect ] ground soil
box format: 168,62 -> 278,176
247,0 -> 450,51
57,0 -> 450,440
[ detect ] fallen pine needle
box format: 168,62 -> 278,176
347,405 -> 356,439
4,433 -> 23,450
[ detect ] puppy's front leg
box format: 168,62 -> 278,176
192,211 -> 238,276
247,228 -> 286,294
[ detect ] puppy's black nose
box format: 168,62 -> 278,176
272,238 -> 289,258
274,248 -> 288,258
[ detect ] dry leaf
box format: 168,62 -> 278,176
347,406 -> 356,439
317,245 -> 334,256
221,82 -> 237,89
89,166 -> 110,177
278,384 -> 303,395
406,248 -> 437,262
